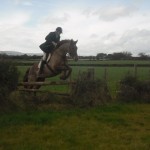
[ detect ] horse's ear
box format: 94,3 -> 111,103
74,40 -> 78,44
70,39 -> 73,44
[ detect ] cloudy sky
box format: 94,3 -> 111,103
0,0 -> 150,56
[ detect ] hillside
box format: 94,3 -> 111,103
0,51 -> 42,56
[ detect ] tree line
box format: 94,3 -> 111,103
0,54 -> 41,60
95,52 -> 150,60
0,51 -> 150,60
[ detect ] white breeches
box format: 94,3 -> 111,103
38,52 -> 51,68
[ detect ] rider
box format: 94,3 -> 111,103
38,27 -> 63,75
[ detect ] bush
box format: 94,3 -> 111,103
9,91 -> 69,111
0,61 -> 19,109
117,75 -> 150,103
71,75 -> 111,107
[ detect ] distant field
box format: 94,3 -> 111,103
17,61 -> 150,95
17,60 -> 150,81
0,104 -> 149,150
16,59 -> 150,66
69,59 -> 150,65
18,65 -> 150,81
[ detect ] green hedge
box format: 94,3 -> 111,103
0,61 -> 19,107
117,74 -> 150,103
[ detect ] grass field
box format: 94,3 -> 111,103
0,104 -> 149,150
17,60 -> 150,81
18,66 -> 150,82
1,60 -> 149,149
17,61 -> 150,96
18,59 -> 150,65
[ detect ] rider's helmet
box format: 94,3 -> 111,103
56,27 -> 63,33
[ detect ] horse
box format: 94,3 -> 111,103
23,39 -> 78,89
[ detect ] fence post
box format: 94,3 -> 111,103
134,64 -> 137,77
104,67 -> 108,81
87,68 -> 95,80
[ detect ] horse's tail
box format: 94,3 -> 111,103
23,67 -> 30,82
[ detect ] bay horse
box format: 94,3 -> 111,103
23,39 -> 78,89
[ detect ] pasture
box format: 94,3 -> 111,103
17,59 -> 150,65
0,104 -> 149,150
17,60 -> 150,96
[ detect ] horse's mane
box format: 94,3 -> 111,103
56,39 -> 71,49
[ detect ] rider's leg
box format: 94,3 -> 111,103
38,52 -> 48,75
42,52 -> 48,62
47,53 -> 51,62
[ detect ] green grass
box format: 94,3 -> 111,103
18,59 -> 150,65
17,65 -> 150,82
17,62 -> 150,96
69,59 -> 150,65
0,104 -> 150,150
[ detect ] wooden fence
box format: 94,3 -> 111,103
18,81 -> 76,96
18,68 -> 96,96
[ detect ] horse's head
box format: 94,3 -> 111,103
69,39 -> 78,61
56,39 -> 78,61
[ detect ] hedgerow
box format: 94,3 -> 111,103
0,61 -> 19,111
117,74 -> 150,103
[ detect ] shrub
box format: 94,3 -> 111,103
117,75 -> 150,103
0,61 -> 19,91
71,70 -> 111,107
9,91 -> 69,111
0,60 -> 19,110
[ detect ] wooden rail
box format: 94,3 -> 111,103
19,89 -> 70,96
18,81 -> 76,86
18,81 -> 76,96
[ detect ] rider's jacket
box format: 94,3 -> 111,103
39,32 -> 60,53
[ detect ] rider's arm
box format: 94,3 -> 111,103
45,32 -> 54,42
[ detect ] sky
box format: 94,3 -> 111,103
0,0 -> 150,56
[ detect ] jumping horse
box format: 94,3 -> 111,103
23,39 -> 78,89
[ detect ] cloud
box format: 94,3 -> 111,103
90,34 -> 99,39
22,1 -> 32,6
41,13 -> 70,25
0,1 -> 150,56
0,11 -> 38,53
94,5 -> 138,21
0,26 -> 38,52
77,28 -> 150,56
82,8 -> 93,18
14,0 -> 32,6
117,29 -> 150,54
90,29 -> 150,55
0,11 -> 30,27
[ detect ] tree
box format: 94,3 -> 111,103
138,53 -> 149,60
96,53 -> 107,60
108,51 -> 132,60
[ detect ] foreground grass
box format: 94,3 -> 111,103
0,104 -> 150,150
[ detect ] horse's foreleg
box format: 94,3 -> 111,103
65,66 -> 72,79
58,66 -> 72,80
